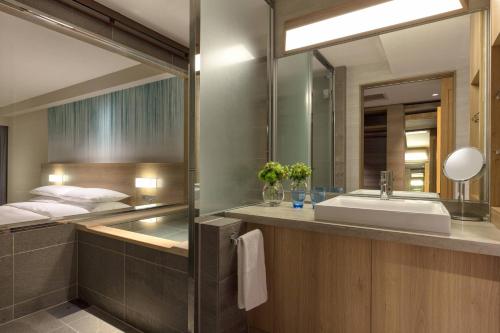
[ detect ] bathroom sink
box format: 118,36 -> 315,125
349,189 -> 440,199
314,195 -> 451,234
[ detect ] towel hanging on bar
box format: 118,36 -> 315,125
236,229 -> 268,311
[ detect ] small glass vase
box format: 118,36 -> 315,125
291,180 -> 307,208
262,181 -> 284,207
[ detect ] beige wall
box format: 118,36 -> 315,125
0,117 -> 9,126
7,110 -> 48,202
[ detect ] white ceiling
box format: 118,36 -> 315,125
95,0 -> 189,46
0,11 -> 139,108
319,36 -> 387,68
379,15 -> 470,75
318,14 -> 470,76
364,79 -> 441,107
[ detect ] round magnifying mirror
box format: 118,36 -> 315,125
443,147 -> 485,182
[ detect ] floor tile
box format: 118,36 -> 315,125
0,310 -> 65,332
0,301 -> 141,333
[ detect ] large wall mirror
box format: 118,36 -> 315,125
0,7 -> 187,227
275,11 -> 489,204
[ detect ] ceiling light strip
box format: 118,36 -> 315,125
285,0 -> 463,51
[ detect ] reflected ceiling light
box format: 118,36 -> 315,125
195,54 -> 201,72
406,130 -> 430,148
135,178 -> 158,189
432,93 -> 440,97
410,179 -> 424,187
219,45 -> 254,66
411,173 -> 424,178
405,151 -> 429,162
285,0 -> 463,51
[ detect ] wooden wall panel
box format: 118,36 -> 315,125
492,0 -> 500,46
372,240 -> 500,333
41,163 -> 186,206
386,105 -> 405,190
438,77 -> 455,199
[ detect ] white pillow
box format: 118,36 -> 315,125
30,185 -> 81,199
61,188 -> 129,203
29,196 -> 63,203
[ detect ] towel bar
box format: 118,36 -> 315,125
230,232 -> 240,246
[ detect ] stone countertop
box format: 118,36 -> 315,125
225,203 -> 500,257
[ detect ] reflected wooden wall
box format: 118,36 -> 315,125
41,163 -> 186,206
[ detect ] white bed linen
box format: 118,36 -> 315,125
0,200 -> 131,227
0,206 -> 47,226
6,202 -> 89,218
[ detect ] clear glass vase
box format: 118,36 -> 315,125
291,180 -> 307,208
262,181 -> 284,207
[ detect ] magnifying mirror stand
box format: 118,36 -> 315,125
452,180 -> 482,222
454,180 -> 466,221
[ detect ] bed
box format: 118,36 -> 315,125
0,194 -> 131,226
0,162 -> 186,227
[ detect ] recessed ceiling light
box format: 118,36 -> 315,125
410,179 -> 425,187
285,0 -> 463,51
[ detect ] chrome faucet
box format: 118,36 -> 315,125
380,171 -> 393,200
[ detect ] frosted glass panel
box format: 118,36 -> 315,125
276,53 -> 312,166
199,0 -> 270,214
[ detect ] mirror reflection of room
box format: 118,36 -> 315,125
276,11 -> 487,202
0,9 -> 187,225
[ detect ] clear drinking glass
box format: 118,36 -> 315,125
311,187 -> 326,208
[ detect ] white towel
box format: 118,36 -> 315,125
237,229 -> 268,311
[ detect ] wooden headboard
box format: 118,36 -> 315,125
41,163 -> 186,206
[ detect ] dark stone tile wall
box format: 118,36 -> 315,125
77,230 -> 189,333
0,224 -> 77,325
199,217 -> 247,333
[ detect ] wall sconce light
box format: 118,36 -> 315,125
139,217 -> 158,224
135,178 -> 158,189
49,174 -> 68,184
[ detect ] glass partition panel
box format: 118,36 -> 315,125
199,0 -> 270,214
276,53 -> 312,167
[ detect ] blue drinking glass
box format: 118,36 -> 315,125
311,187 -> 326,208
291,189 -> 306,208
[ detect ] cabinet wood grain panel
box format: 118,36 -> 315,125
372,240 -> 500,333
246,223 -> 276,333
272,227 -> 371,333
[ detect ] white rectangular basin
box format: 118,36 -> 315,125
315,196 -> 451,234
349,189 -> 440,199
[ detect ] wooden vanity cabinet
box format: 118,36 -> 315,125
248,224 -> 500,333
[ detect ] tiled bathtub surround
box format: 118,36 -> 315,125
0,223 -> 77,325
199,217 -> 247,333
77,230 -> 189,333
